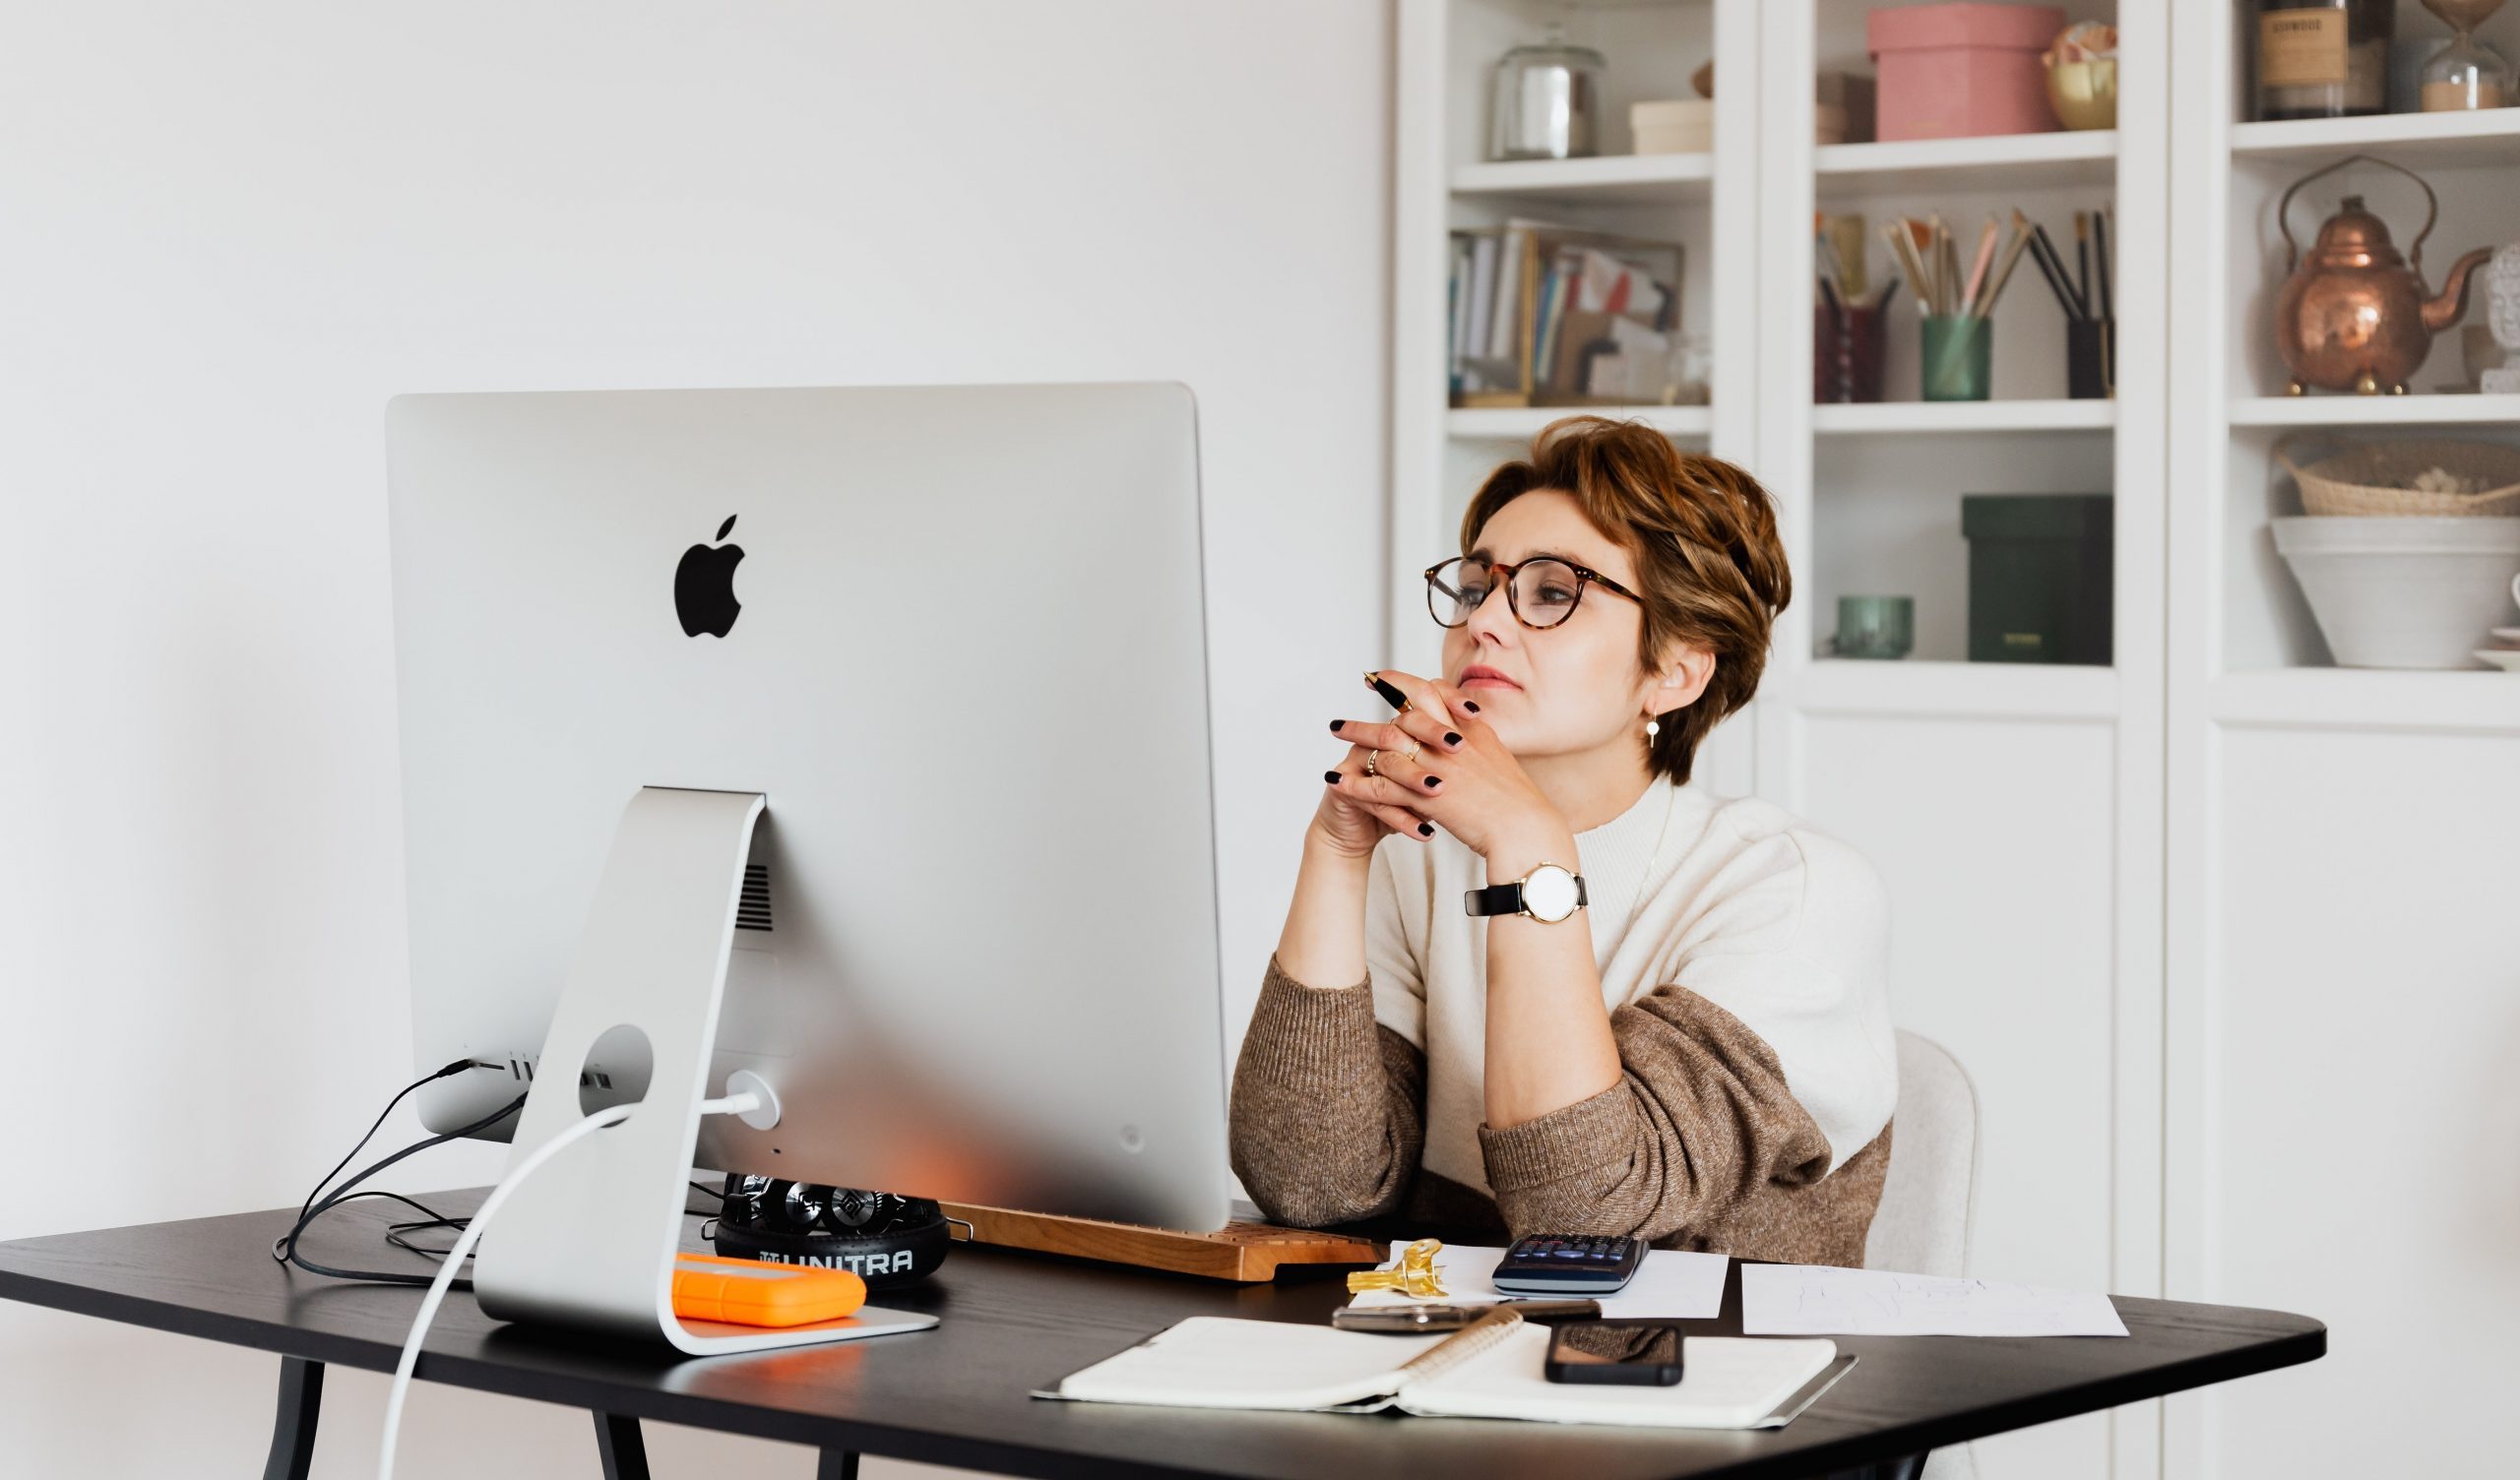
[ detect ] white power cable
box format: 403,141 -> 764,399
374,1086 -> 770,1480
376,1103 -> 629,1480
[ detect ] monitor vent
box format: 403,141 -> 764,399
736,864 -> 774,932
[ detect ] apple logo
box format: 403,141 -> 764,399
674,515 -> 745,638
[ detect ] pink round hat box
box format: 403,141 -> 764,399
1867,3 -> 2065,142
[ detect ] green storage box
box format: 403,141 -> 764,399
1960,493 -> 2112,665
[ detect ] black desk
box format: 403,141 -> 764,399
0,1190 -> 2322,1480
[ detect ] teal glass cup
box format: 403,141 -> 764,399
1922,314 -> 1992,401
1834,595 -> 1915,659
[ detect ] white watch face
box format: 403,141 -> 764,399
1522,865 -> 1581,923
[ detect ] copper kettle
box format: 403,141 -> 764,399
2275,154 -> 2489,396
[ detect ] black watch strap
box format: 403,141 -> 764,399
1464,874 -> 1589,918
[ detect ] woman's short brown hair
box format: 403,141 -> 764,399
1459,416 -> 1790,785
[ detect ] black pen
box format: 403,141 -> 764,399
1362,670 -> 1412,710
1332,1299 -> 1602,1332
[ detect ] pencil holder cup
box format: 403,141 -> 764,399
2067,318 -> 2115,399
1814,302 -> 1887,403
1922,315 -> 1991,401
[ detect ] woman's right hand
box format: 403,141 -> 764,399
1307,683 -> 1469,861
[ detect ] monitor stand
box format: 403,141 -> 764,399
471,786 -> 938,1354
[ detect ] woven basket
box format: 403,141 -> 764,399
2279,440 -> 2520,518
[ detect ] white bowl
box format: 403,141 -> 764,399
2478,649 -> 2520,672
2272,517 -> 2520,670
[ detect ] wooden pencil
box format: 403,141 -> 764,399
1962,214 -> 1999,317
1980,214 -> 2038,316
1884,219 -> 1931,313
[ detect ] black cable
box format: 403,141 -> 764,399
377,1181 -> 718,1262
290,1060 -> 475,1235
275,1071 -> 726,1290
385,1212 -> 469,1261
272,1091 -> 527,1289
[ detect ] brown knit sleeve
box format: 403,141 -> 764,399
1474,983 -> 1834,1244
1227,953 -> 1426,1228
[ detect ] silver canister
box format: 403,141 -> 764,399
1489,31 -> 1607,160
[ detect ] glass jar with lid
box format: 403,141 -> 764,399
2255,0 -> 2395,120
1488,25 -> 1607,161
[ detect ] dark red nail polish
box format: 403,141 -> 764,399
1462,701 -> 1480,713
1324,771 -> 1341,784
1417,822 -> 1434,836
1444,731 -> 1462,745
1423,775 -> 1441,788
1329,719 -> 1345,732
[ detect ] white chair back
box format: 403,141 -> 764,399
1864,1030 -> 1983,1480
1863,1029 -> 1981,1277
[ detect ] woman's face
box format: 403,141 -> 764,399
1440,489 -> 1704,761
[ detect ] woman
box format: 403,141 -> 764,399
1228,416 -> 1897,1265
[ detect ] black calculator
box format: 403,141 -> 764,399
1490,1233 -> 1647,1295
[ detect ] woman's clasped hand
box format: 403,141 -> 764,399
1313,668 -> 1558,863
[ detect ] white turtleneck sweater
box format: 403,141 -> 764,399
1363,774 -> 1899,1196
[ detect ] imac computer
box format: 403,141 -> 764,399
383,382 -> 1230,1351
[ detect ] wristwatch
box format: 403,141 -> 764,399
1464,862 -> 1588,924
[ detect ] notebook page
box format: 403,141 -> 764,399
1047,1318 -> 1445,1410
1396,1325 -> 1841,1429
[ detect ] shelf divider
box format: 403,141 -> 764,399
1792,659 -> 2120,721
2228,394 -> 2520,428
1450,152 -> 1713,208
1446,404 -> 1712,441
1816,129 -> 2117,195
2208,670 -> 2520,734
2230,107 -> 2520,167
1814,400 -> 2117,435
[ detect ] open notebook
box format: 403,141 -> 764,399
1037,1309 -> 1850,1430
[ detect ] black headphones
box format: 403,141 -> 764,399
706,1175 -> 964,1289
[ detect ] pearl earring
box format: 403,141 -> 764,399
1644,716 -> 1660,740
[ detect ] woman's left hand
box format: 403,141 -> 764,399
1332,669 -> 1570,862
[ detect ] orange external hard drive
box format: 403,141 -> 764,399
670,1252 -> 868,1327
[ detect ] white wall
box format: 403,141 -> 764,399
0,3 -> 1392,1474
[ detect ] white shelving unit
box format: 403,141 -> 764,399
1398,5 -> 2518,1476
2163,7 -> 2520,1480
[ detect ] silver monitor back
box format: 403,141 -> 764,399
385,382 -> 1229,1232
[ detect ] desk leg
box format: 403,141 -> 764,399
816,1449 -> 861,1480
593,1411 -> 651,1480
261,1357 -> 323,1480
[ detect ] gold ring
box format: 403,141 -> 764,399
1364,750 -> 1382,778
1394,737 -> 1423,764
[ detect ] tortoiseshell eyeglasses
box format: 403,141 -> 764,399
1424,556 -> 1644,631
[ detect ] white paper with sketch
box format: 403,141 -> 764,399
1347,1244 -> 1730,1320
1740,1264 -> 2130,1337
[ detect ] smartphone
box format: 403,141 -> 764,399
1543,1320 -> 1688,1386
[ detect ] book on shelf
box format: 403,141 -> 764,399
1449,218 -> 1685,410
